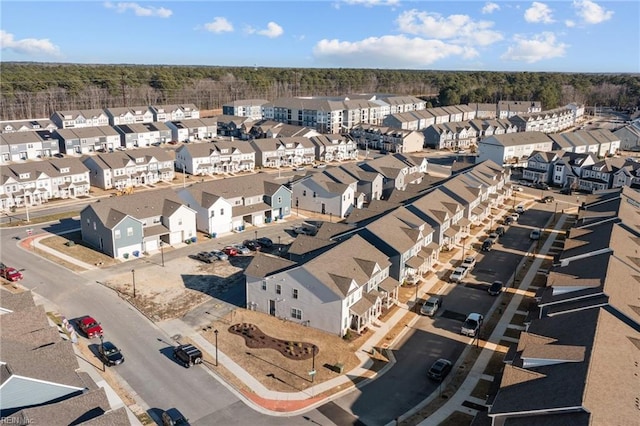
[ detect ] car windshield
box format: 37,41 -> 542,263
426,300 -> 437,308
464,319 -> 478,328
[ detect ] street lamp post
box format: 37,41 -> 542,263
311,344 -> 317,383
254,230 -> 257,241
214,329 -> 219,366
160,241 -> 165,267
131,269 -> 136,298
99,334 -> 105,371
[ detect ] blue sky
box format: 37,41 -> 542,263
1,1 -> 638,72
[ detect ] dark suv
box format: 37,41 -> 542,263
173,344 -> 203,368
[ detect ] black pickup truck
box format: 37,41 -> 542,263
173,344 -> 203,368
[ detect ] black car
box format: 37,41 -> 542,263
481,240 -> 493,252
488,280 -> 504,296
256,237 -> 274,248
535,182 -> 549,190
560,187 -> 573,195
542,195 -> 555,203
504,216 -> 514,225
173,344 -> 203,368
495,226 -> 506,236
243,240 -> 262,251
97,341 -> 124,366
427,358 -> 453,381
161,408 -> 190,426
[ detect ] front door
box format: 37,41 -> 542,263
269,300 -> 276,316
321,203 -> 326,214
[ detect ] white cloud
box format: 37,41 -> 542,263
501,32 -> 568,63
313,35 -> 478,68
565,20 -> 576,27
572,0 -> 613,24
482,2 -> 500,14
524,2 -> 554,24
396,9 -> 503,46
204,17 -> 233,33
104,2 -> 172,18
0,30 -> 61,57
247,22 -> 284,38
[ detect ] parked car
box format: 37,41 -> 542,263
313,164 -> 327,169
450,266 -> 468,283
222,246 -> 238,257
503,216 -> 514,226
293,167 -> 306,172
487,232 -> 499,243
0,266 -> 23,282
515,205 -> 525,214
173,344 -> 203,368
560,187 -> 573,195
488,280 -> 504,296
243,240 -> 262,251
542,195 -> 555,204
461,256 -> 476,271
461,313 -> 484,337
210,250 -> 228,261
420,296 -> 441,317
535,182 -> 549,190
76,316 -> 103,338
510,213 -> 520,222
529,229 -> 542,240
427,358 -> 453,381
481,240 -> 493,252
495,226 -> 506,236
256,237 -> 274,248
511,185 -> 524,192
161,408 -> 190,426
168,140 -> 179,145
191,251 -> 215,263
97,341 -> 125,366
233,244 -> 250,255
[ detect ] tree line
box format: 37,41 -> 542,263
0,62 -> 638,121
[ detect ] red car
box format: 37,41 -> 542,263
77,316 -> 103,338
222,246 -> 238,256
0,267 -> 23,282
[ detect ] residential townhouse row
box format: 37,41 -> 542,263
478,129 -> 621,168
244,160 -> 510,337
480,187 -> 640,426
0,290 -> 131,423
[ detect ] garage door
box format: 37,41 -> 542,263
144,240 -> 158,252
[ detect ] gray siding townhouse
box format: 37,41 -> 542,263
0,130 -> 60,163
54,126 -> 121,155
359,153 -> 425,194
0,119 -> 57,134
0,294 -> 130,423
548,129 -> 620,158
0,158 -> 90,211
214,115 -> 255,139
610,158 -> 640,188
309,134 -> 359,162
523,151 -> 560,185
497,100 -> 542,119
177,173 -> 292,234
469,103 -> 498,119
50,109 -> 110,129
337,162 -> 384,203
114,121 -> 172,148
150,104 -> 200,122
105,106 -> 154,126
81,147 -> 175,190
441,175 -> 487,225
576,157 -> 629,193
468,118 -> 518,140
423,121 -> 478,150
175,140 -> 255,175
81,188 -> 197,258
488,188 -> 639,426
478,132 -> 554,167
245,234 -> 397,336
222,99 -> 269,120
550,151 -> 596,189
613,120 -> 640,151
508,105 -> 575,133
250,136 -> 316,168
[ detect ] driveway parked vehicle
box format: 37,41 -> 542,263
461,313 -> 484,337
420,296 -> 441,316
504,216 -> 514,226
535,182 -> 549,190
191,251 -> 216,263
233,244 -> 250,255
529,229 -> 541,240
97,341 -> 125,366
487,232 -> 499,243
450,266 -> 468,283
222,246 -> 238,257
243,240 -> 262,251
210,250 -> 228,261
510,213 -> 520,222
515,205 -> 525,214
488,281 -> 504,296
427,358 -> 452,381
161,408 -> 190,425
560,187 -> 573,195
481,240 -> 493,252
77,316 -> 103,338
542,195 -> 555,204
511,185 -> 524,192
256,237 -> 274,248
495,226 -> 506,236
173,344 -> 203,368
461,256 -> 476,271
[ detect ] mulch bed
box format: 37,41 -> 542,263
229,322 -> 317,360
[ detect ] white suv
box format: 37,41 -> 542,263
450,267 -> 467,283
461,313 -> 484,337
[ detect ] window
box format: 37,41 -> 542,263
291,308 -> 302,320
261,281 -> 267,290
277,196 -> 282,204
127,227 -> 133,236
313,192 -> 317,198
276,284 -> 281,295
303,190 -> 307,196
292,289 -> 298,299
220,208 -> 224,215
115,230 -> 121,239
